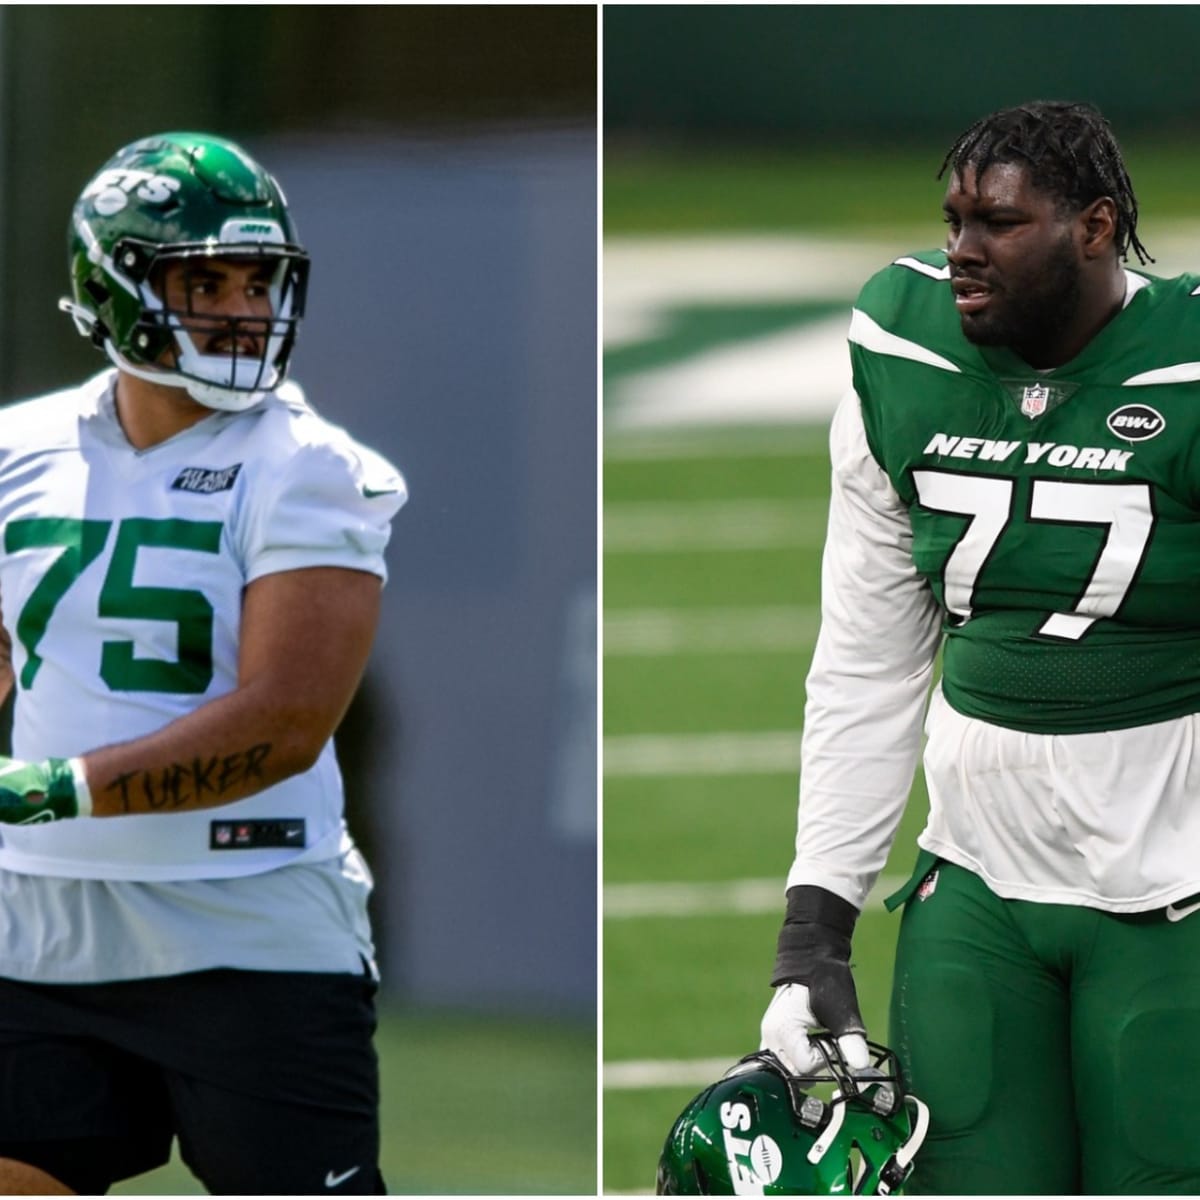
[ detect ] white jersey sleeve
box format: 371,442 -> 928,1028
238,385 -> 406,584
785,389 -> 942,909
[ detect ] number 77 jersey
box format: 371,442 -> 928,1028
851,250 -> 1200,735
0,368 -> 405,880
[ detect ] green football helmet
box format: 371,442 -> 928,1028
60,131 -> 309,411
656,1039 -> 929,1195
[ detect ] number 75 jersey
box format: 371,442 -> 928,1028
0,369 -> 405,880
851,251 -> 1200,735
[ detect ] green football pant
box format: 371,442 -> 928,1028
888,856 -> 1200,1195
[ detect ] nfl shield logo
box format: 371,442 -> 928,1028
1021,383 -> 1050,418
916,869 -> 940,901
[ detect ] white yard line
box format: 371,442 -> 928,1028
604,870 -> 909,1098
605,877 -> 785,918
604,499 -> 828,552
604,425 -> 832,462
603,730 -> 801,777
604,605 -> 821,655
604,1056 -> 743,1090
611,317 -> 853,430
604,874 -> 907,919
603,233 -> 896,350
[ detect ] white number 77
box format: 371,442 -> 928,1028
912,470 -> 1155,641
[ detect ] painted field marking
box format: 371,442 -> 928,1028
604,869 -> 909,1096
604,1056 -> 741,1090
603,730 -> 800,777
604,425 -> 832,462
604,605 -> 821,655
604,874 -> 907,919
604,499 -> 828,552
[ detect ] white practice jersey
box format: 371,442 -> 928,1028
0,369 -> 404,982
787,389 -> 1200,915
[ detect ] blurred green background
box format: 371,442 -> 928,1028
603,5 -> 1200,1193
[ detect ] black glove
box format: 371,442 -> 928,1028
770,883 -> 867,1041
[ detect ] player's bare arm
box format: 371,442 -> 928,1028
81,565 -> 382,816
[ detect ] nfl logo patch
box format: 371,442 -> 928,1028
916,869 -> 940,901
1021,383 -> 1050,418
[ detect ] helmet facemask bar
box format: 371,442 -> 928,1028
744,1039 -> 906,1114
124,242 -> 309,409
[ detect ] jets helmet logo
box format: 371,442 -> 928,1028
83,169 -> 181,216
720,1100 -> 785,1190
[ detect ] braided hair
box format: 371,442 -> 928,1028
938,100 -> 1152,265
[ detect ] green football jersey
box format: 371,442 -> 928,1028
851,250 -> 1200,734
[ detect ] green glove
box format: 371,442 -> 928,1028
0,756 -> 91,824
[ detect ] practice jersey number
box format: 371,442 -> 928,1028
911,470 -> 1155,640
6,517 -> 222,693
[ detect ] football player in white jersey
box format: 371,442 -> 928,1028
0,132 -> 405,1194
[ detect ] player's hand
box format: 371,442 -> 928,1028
760,981 -> 870,1076
0,756 -> 91,824
760,883 -> 870,1075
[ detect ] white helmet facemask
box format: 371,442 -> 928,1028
141,242 -> 300,411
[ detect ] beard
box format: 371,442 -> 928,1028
957,234 -> 1083,365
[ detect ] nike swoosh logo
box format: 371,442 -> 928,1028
361,487 -> 398,499
325,1167 -> 361,1188
1166,899 -> 1200,922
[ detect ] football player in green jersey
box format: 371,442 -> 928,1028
0,133 -> 405,1194
760,100 -> 1200,1193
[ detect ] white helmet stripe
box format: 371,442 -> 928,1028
74,216 -> 140,298
894,1096 -> 930,1170
806,1093 -> 846,1164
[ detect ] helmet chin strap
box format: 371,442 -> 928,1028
103,343 -> 268,414
877,1096 -> 931,1197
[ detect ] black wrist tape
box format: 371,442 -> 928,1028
770,884 -> 860,987
782,884 -> 859,935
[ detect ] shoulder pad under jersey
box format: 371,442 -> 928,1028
849,250 -> 980,378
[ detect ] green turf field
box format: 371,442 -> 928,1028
111,1006 -> 595,1195
602,139 -> 1200,1194
604,145 -> 940,1195
601,143 -> 989,1192
603,425 -> 931,1193
604,139 -> 1200,234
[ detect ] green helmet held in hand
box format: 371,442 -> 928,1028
656,1038 -> 929,1195
60,131 -> 310,412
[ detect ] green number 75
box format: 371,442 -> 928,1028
5,516 -> 223,694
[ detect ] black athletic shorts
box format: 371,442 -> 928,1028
0,966 -> 385,1195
